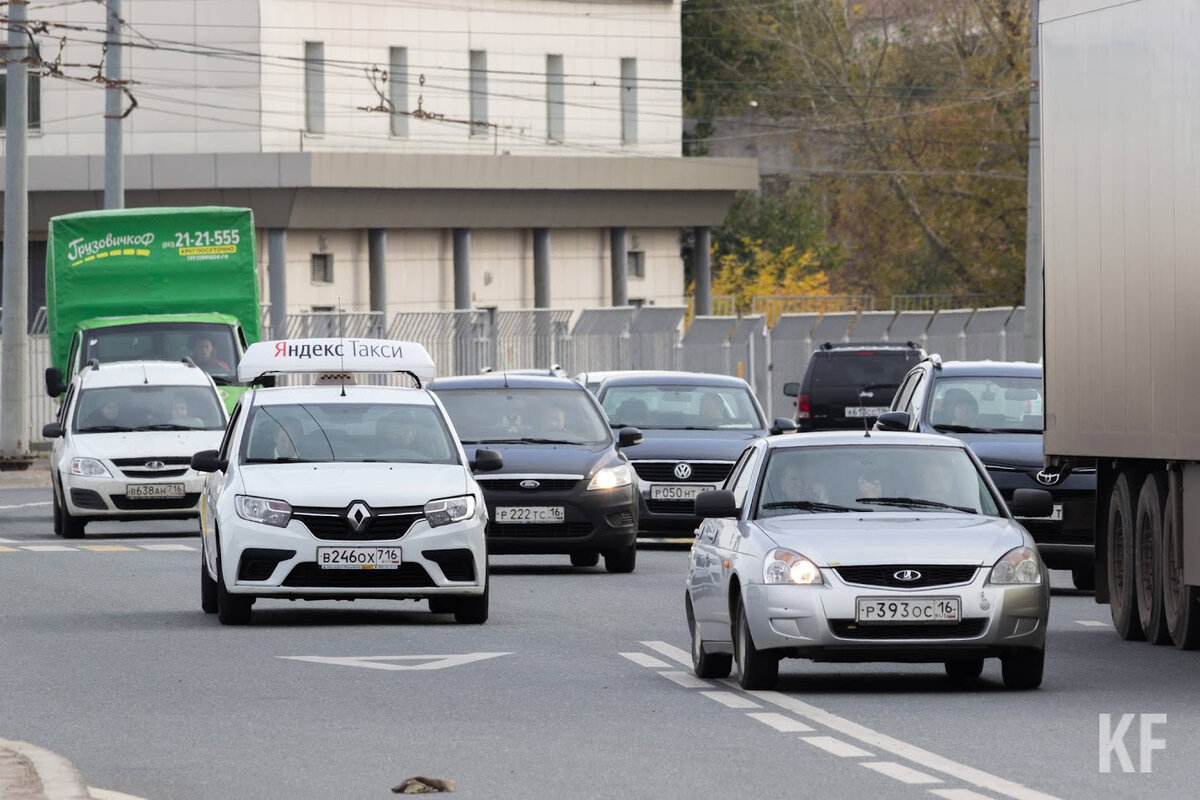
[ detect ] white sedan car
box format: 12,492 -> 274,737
191,339 -> 499,625
687,431 -> 1053,690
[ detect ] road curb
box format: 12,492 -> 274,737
0,739 -> 92,800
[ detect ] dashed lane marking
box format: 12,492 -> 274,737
0,537 -> 17,542
1075,620 -> 1109,627
862,761 -> 943,784
0,502 -> 52,511
658,670 -> 710,689
803,736 -> 874,758
0,546 -> 17,552
931,790 -> 1000,800
619,652 -> 672,669
79,545 -> 138,552
0,543 -> 196,553
641,640 -> 691,666
137,544 -> 196,551
700,690 -> 760,709
21,545 -> 78,552
747,712 -> 814,733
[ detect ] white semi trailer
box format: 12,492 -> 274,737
1041,0 -> 1200,647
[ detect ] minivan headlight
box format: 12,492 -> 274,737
763,548 -> 823,585
588,463 -> 633,491
235,495 -> 292,528
989,546 -> 1043,584
425,495 -> 476,527
70,457 -> 111,477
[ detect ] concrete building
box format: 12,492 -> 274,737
1,0 -> 757,321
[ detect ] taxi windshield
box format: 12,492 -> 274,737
241,403 -> 459,464
755,445 -> 1001,518
74,385 -> 225,432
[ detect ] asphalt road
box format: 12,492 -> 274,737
2,484 -> 1198,800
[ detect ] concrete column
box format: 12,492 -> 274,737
268,229 -> 287,340
610,227 -> 628,307
453,228 -> 471,310
533,228 -> 551,308
368,228 -> 387,335
694,226 -> 712,316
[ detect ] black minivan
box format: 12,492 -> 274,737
784,341 -> 926,431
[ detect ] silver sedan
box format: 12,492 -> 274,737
686,431 -> 1053,690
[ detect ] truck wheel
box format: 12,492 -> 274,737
1135,474 -> 1171,644
1162,484 -> 1200,649
1107,474 -> 1144,641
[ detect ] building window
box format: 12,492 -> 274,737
546,54 -> 564,143
469,50 -> 488,136
304,41 -> 325,134
311,253 -> 333,284
0,71 -> 41,130
620,58 -> 637,144
628,251 -> 645,279
389,47 -> 408,137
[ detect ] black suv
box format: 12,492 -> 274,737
428,374 -> 642,573
784,341 -> 926,431
876,357 -> 1097,590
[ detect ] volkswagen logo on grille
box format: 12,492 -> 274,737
1036,470 -> 1063,486
345,501 -> 373,532
674,462 -> 693,480
894,569 -> 922,582
519,480 -> 541,489
144,460 -> 166,470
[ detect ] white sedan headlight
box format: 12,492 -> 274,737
235,495 -> 292,528
70,457 -> 111,477
989,546 -> 1043,584
587,463 -> 633,491
425,495 -> 476,527
763,548 -> 823,585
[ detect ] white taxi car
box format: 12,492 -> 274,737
42,360 -> 228,538
191,338 -> 498,626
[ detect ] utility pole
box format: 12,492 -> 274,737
105,0 -> 124,209
1023,0 -> 1043,362
1,0 -> 32,467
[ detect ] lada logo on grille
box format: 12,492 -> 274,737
894,569 -> 922,582
345,501 -> 373,532
674,463 -> 693,480
1036,470 -> 1063,486
144,460 -> 166,470
519,480 -> 541,489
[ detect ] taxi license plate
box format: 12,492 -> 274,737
317,547 -> 402,569
856,597 -> 961,623
127,483 -> 185,499
845,406 -> 890,418
495,506 -> 564,523
650,483 -> 715,501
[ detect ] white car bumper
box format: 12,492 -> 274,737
60,471 -> 205,519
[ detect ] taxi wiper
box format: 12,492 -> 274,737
761,500 -> 855,513
133,423 -> 193,431
856,496 -> 978,513
77,424 -> 132,433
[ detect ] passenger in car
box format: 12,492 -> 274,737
698,392 -> 727,425
375,411 -> 424,460
939,388 -> 979,426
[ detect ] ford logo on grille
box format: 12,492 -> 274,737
144,460 -> 166,470
894,569 -> 922,582
1036,470 -> 1063,486
674,463 -> 693,480
519,480 -> 540,489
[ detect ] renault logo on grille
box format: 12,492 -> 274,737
1036,470 -> 1063,486
345,501 -> 373,532
144,461 -> 166,470
894,569 -> 922,582
519,480 -> 541,489
674,463 -> 693,480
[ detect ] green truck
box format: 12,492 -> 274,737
44,206 -> 264,410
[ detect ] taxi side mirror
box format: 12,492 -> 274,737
471,448 -> 504,472
42,422 -> 63,439
191,449 -> 227,473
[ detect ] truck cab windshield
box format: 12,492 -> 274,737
79,323 -> 240,384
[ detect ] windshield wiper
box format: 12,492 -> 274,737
243,457 -> 321,464
761,500 -> 856,513
462,437 -> 578,445
856,496 -> 978,513
77,425 -> 132,433
133,424 -> 194,431
985,427 -> 1041,434
932,424 -> 990,433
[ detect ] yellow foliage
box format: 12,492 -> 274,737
710,238 -> 830,315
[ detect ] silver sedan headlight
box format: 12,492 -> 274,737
763,548 -> 823,585
989,546 -> 1043,585
70,457 -> 111,477
235,495 -> 292,528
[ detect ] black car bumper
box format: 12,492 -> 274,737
480,483 -> 638,555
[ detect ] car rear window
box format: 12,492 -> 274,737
810,351 -> 920,389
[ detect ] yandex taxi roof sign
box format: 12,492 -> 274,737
238,338 -> 437,385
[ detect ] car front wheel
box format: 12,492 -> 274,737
215,537 -> 252,626
454,580 -> 489,625
687,595 -> 731,679
58,482 -> 86,539
604,543 -> 636,574
1000,647 -> 1044,690
200,550 -> 217,614
944,658 -> 984,681
734,601 -> 778,690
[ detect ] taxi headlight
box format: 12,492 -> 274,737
425,495 -> 476,527
763,548 -> 823,585
989,546 -> 1043,585
587,463 -> 633,491
235,495 -> 292,528
70,457 -> 111,477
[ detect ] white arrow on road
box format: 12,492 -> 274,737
279,652 -> 512,671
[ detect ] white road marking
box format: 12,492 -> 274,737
89,788 -> 149,800
80,545 -> 138,552
0,502 -> 51,511
641,640 -> 691,667
747,712 -> 814,733
803,736 -> 874,758
751,691 -> 1061,800
619,651 -> 672,669
862,761 -> 942,784
931,790 -> 999,800
0,537 -> 18,542
279,653 -> 511,671
1075,620 -> 1109,627
137,544 -> 196,551
658,670 -> 710,689
21,545 -> 78,552
700,690 -> 760,709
